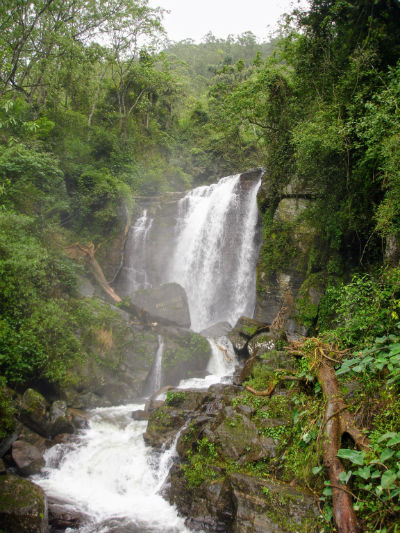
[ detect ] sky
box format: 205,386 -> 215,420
148,0 -> 307,43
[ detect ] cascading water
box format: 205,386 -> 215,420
116,209 -> 153,295
35,339 -> 238,533
33,171 -> 261,533
165,174 -> 261,331
143,335 -> 164,396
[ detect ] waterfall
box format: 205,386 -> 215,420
34,339 -> 237,533
33,171 -> 261,533
165,175 -> 261,331
144,335 -> 164,395
116,209 -> 153,295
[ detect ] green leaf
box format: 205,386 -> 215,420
312,466 -> 323,475
355,466 -> 371,480
389,343 -> 400,354
339,470 -> 352,484
337,449 -> 365,465
378,432 -> 398,442
387,435 -> 400,447
380,449 -> 395,463
381,470 -> 397,489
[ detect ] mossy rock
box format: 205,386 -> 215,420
18,389 -> 50,438
229,472 -> 318,533
0,474 -> 48,533
161,327 -> 211,386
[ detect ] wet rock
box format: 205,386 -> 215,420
16,424 -> 48,454
200,322 -> 232,339
144,406 -> 186,449
0,432 -> 18,458
130,283 -> 191,328
49,400 -> 74,437
161,327 -> 212,386
0,474 -> 48,533
18,389 -> 49,437
132,409 -> 149,421
214,412 -> 278,464
229,473 -> 318,533
48,497 -> 90,531
11,440 -> 44,476
247,331 -> 275,357
228,316 -> 268,355
67,408 -> 89,430
168,464 -> 233,532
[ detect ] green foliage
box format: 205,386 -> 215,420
183,437 -> 219,487
165,391 -> 187,407
319,269 -> 400,347
0,377 -> 15,439
335,431 -> 400,531
337,326 -> 400,385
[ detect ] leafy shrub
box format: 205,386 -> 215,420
319,269 -> 400,347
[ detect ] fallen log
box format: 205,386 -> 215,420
291,339 -> 369,533
65,242 -> 121,303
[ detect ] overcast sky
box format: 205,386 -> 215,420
148,0 -> 306,43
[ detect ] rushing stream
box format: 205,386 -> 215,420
35,338 -> 237,533
34,173 -> 261,532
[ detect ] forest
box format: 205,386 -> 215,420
1,1 -> 400,532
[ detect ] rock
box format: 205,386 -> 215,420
18,389 -> 50,438
130,283 -> 191,328
144,406 -> 186,449
49,500 -> 88,530
214,411 -> 278,464
168,464 -> 234,532
0,474 -> 48,533
0,432 -> 18,458
16,424 -> 48,454
239,167 -> 265,185
228,316 -> 268,355
274,198 -> 311,224
132,409 -> 149,421
67,408 -> 89,430
12,440 -> 44,476
76,274 -> 96,298
49,401 -> 74,437
247,332 -> 275,358
200,322 -> 232,338
229,473 -> 318,533
61,309 -> 159,407
161,327 -> 212,386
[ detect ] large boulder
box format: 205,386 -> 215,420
60,305 -> 159,407
0,474 -> 48,533
11,441 -> 44,476
160,326 -> 212,386
130,283 -> 191,328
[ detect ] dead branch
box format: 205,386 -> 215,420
291,338 -> 369,533
65,242 -> 122,304
245,382 -> 276,397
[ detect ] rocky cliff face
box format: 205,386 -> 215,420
255,177 -> 322,338
146,347 -> 320,533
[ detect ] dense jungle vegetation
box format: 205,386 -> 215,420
1,1 -> 400,531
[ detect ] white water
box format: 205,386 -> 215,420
144,335 -> 164,395
117,209 -> 153,294
36,404 -> 189,533
166,175 -> 261,331
35,337 -> 237,533
33,173 -> 260,532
